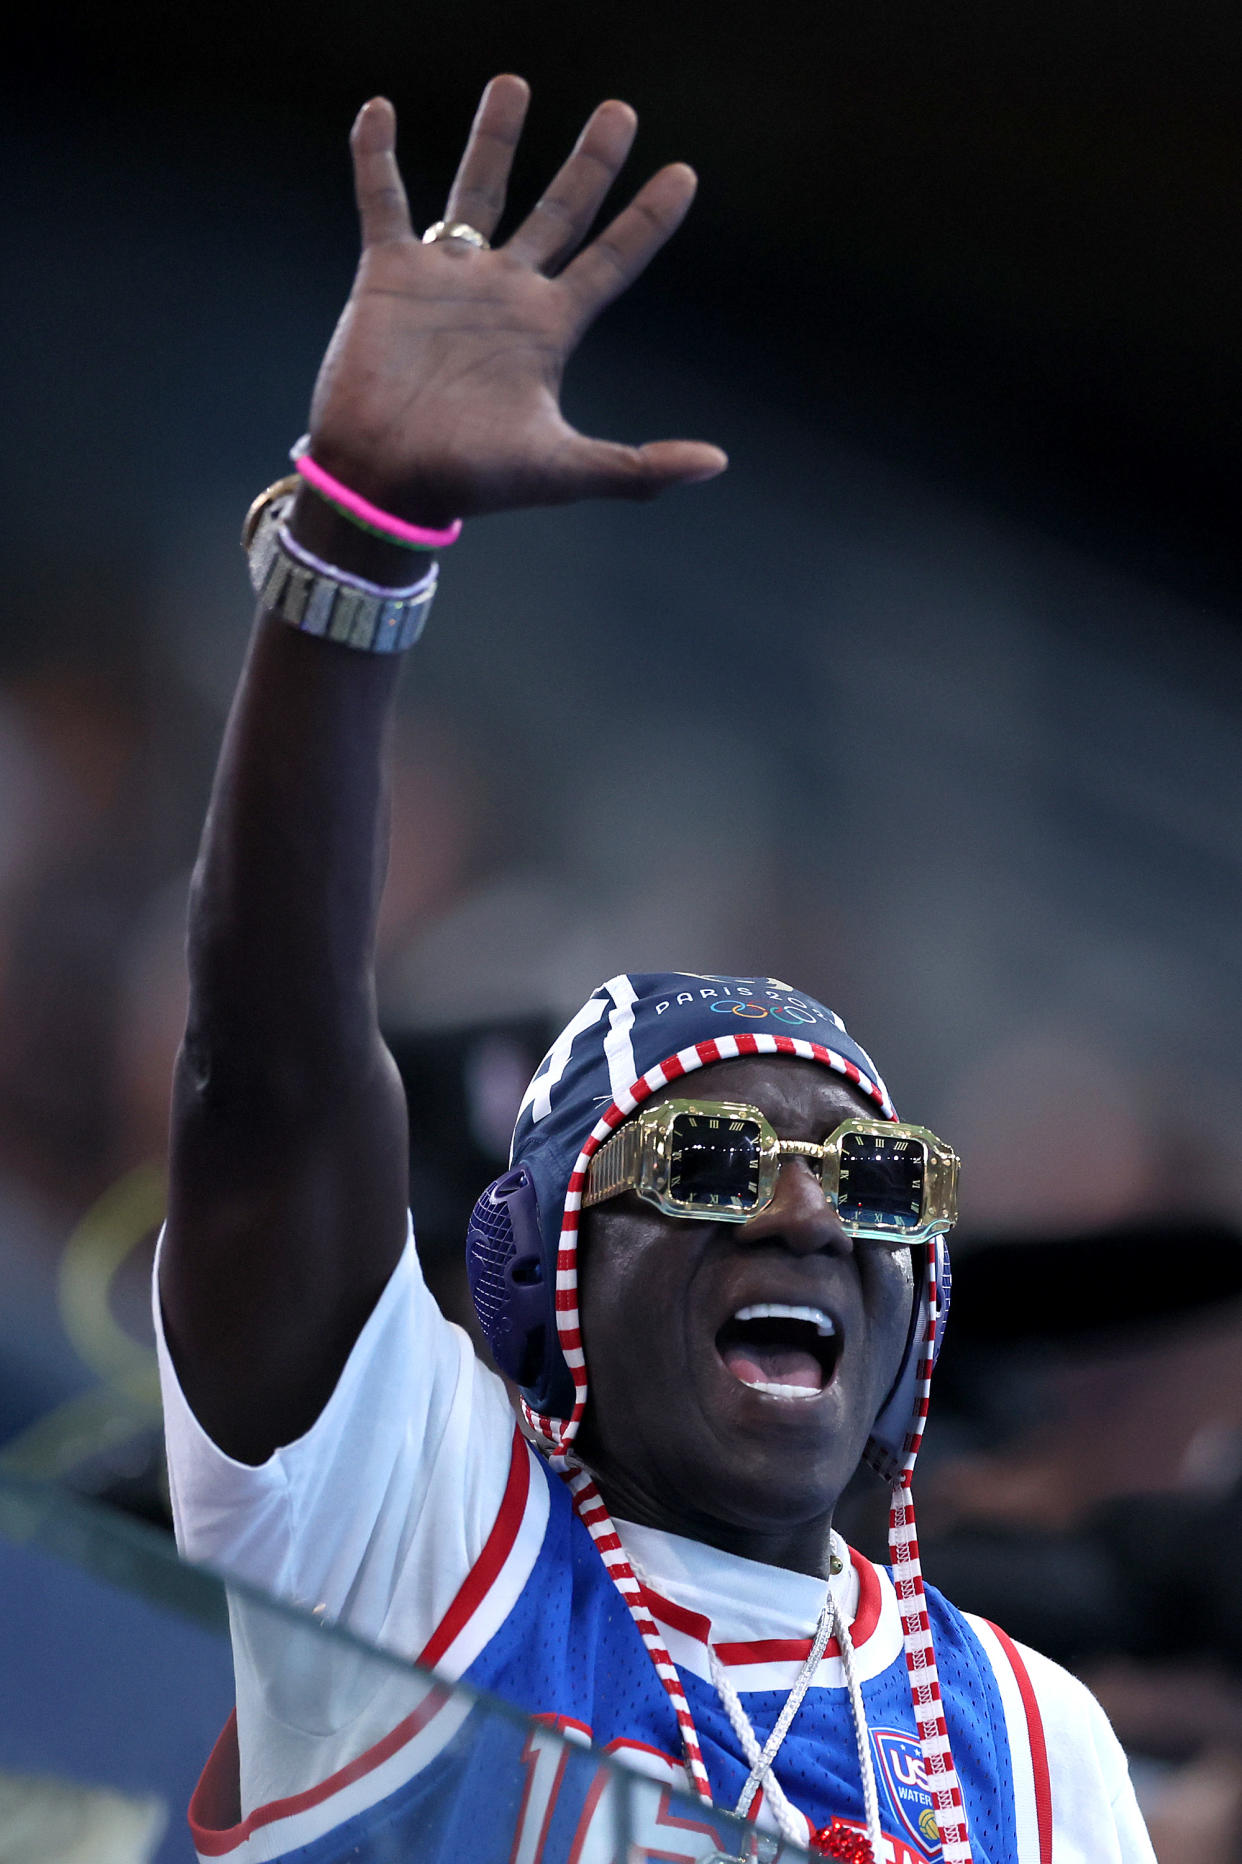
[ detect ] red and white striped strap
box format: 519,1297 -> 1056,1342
886,1234 -> 973,1863
565,1466 -> 713,1802
889,1480 -> 971,1863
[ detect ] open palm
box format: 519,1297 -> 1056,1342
307,78 -> 727,527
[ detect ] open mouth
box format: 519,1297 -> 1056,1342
716,1303 -> 840,1401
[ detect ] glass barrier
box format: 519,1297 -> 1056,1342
0,1472 -> 805,1864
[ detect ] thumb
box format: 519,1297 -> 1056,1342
566,435 -> 729,502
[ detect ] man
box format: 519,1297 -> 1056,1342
155,77 -> 1155,1863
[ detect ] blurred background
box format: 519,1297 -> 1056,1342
2,1 -> 1242,1858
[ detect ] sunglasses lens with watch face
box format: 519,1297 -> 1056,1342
835,1129 -> 926,1236
667,1111 -> 765,1212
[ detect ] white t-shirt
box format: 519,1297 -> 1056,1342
155,1230 -> 1155,1863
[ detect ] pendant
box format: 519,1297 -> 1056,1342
810,1819 -> 873,1862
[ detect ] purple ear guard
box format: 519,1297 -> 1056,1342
864,1234 -> 952,1483
466,1165 -> 576,1416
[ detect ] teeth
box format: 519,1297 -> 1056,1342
739,1378 -> 820,1400
733,1303 -> 836,1336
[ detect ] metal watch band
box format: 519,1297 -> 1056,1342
244,487 -> 437,654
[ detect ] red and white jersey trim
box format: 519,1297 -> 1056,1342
418,1427 -> 550,1681
638,1548 -> 900,1693
189,1682 -> 472,1861
965,1618 -> 1053,1864
187,1427 -> 548,1864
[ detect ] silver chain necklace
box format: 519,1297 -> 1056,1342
706,1536 -> 884,1860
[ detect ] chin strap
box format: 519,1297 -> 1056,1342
889,1475 -> 972,1863
885,1235 -> 975,1864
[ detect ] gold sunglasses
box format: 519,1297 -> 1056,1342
583,1098 -> 959,1245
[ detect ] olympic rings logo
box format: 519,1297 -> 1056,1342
707,999 -> 820,1026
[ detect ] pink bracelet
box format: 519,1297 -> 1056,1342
291,439 -> 462,550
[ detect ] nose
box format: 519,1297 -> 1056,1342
740,1156 -> 853,1256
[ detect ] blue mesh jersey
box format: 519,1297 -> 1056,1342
184,1433 -> 1102,1864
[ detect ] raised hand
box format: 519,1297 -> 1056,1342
305,76 -> 727,528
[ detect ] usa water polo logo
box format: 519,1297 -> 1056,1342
871,1729 -> 941,1858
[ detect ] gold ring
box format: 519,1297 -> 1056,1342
422,220 -> 491,251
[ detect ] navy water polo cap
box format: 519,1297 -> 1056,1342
465,971 -> 948,1477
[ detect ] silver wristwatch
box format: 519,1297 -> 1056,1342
242,479 -> 437,654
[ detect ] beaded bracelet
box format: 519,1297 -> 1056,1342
290,436 -> 462,550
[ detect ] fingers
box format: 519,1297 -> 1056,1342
441,74 -> 530,241
559,163 -> 699,327
350,99 -> 413,247
506,100 -> 638,272
566,435 -> 729,502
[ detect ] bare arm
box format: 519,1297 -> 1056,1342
159,78 -> 725,1464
